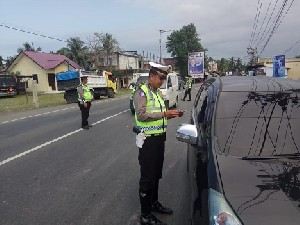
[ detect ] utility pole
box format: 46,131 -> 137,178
159,29 -> 173,64
247,47 -> 258,66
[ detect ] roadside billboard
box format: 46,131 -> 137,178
273,55 -> 286,77
188,52 -> 204,78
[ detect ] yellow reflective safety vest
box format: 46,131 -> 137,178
77,84 -> 93,102
184,77 -> 192,89
135,84 -> 167,135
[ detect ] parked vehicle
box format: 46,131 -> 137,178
129,72 -> 179,114
129,73 -> 149,114
160,72 -> 179,109
176,76 -> 300,225
56,70 -> 116,103
0,75 -> 17,97
178,76 -> 185,90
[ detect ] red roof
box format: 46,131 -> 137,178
23,51 -> 82,70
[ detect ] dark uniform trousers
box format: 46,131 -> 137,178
78,101 -> 91,127
182,88 -> 191,101
138,133 -> 166,215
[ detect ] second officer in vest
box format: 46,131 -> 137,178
133,62 -> 183,225
77,76 -> 93,130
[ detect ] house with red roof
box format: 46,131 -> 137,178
6,51 -> 81,92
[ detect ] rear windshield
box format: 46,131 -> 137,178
215,91 -> 300,157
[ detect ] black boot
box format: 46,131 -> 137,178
140,213 -> 167,225
140,189 -> 152,216
152,201 -> 173,215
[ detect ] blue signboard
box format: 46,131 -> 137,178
273,55 -> 285,77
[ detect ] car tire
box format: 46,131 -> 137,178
107,89 -> 114,98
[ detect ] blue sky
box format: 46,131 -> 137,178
1,0 -> 299,62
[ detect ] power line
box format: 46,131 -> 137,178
284,38 -> 300,54
249,0 -> 263,47
258,0 -> 294,55
251,0 -> 273,48
0,23 -> 67,43
254,0 -> 281,49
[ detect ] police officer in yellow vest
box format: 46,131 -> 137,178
182,75 -> 192,101
133,62 -> 183,225
77,76 -> 93,130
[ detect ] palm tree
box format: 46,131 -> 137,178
17,42 -> 42,53
101,33 -> 120,67
63,37 -> 88,68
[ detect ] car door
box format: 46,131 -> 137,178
188,79 -> 218,225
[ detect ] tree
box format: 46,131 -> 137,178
57,37 -> 88,68
216,58 -> 230,75
166,23 -> 206,75
4,56 -> 16,68
17,42 -> 41,53
0,56 -> 3,69
86,32 -> 120,70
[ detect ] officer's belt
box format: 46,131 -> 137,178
144,132 -> 166,137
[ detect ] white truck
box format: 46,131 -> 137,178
56,70 -> 116,103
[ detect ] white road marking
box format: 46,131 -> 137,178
0,109 -> 129,167
0,96 -> 128,125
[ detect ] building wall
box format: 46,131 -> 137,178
259,57 -> 300,80
99,53 -> 139,70
118,54 -> 139,70
54,62 -> 69,74
10,56 -> 54,92
286,60 -> 300,80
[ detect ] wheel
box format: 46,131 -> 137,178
94,94 -> 100,100
107,89 -> 114,98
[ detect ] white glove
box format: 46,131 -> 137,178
136,132 -> 146,148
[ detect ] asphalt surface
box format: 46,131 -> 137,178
0,85 -> 201,225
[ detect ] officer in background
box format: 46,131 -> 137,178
77,76 -> 93,130
182,75 -> 192,101
133,62 -> 183,225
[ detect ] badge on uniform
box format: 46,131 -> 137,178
139,90 -> 145,97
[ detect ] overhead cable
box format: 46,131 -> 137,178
0,23 -> 67,43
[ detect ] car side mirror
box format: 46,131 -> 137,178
176,123 -> 198,145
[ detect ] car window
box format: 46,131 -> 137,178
195,88 -> 208,124
215,91 -> 300,157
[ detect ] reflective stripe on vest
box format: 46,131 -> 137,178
78,84 -> 93,101
135,84 -> 167,135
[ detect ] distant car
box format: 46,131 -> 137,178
178,76 -> 185,90
176,76 -> 300,225
0,75 -> 17,97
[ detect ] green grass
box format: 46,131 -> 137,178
0,88 -> 132,113
0,93 -> 66,112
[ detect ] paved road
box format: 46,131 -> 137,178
0,86 -> 201,225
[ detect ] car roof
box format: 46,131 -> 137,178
218,76 -> 300,92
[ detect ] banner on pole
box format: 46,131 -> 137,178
188,52 -> 204,78
273,55 -> 285,77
